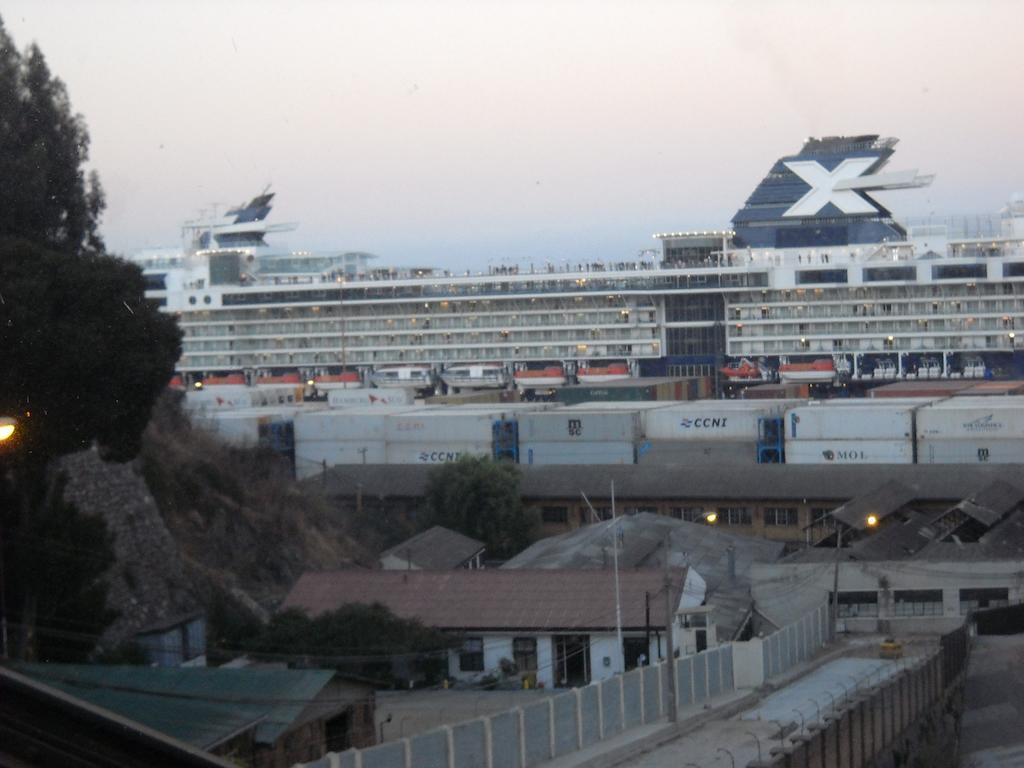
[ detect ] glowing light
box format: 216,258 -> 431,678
0,417 -> 16,442
866,514 -> 879,527
704,511 -> 718,524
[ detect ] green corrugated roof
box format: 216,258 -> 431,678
12,663 -> 336,749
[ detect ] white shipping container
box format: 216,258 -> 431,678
294,407 -> 421,442
645,407 -> 767,441
328,388 -> 413,407
785,403 -> 919,441
385,410 -> 516,443
917,439 -> 1024,464
517,411 -> 641,443
520,441 -> 636,465
185,386 -> 255,410
916,398 -> 1024,440
784,439 -> 914,464
294,440 -> 387,478
384,441 -> 493,464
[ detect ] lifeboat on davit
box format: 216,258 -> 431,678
203,374 -> 247,387
514,365 -> 567,387
314,371 -> 363,390
576,362 -> 632,384
720,358 -> 767,381
167,375 -> 186,391
255,372 -> 302,387
778,359 -> 836,384
440,363 -> 510,390
370,365 -> 433,388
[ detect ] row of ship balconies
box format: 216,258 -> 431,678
728,334 -> 1018,355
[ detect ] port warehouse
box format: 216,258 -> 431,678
187,381 -> 1024,480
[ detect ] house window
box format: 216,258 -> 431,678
541,506 -> 569,524
719,507 -> 751,526
513,637 -> 537,672
893,590 -> 944,617
459,638 -> 484,672
838,591 -> 879,618
671,506 -> 705,523
959,588 -> 1009,615
623,506 -> 657,516
764,507 -> 798,526
811,507 -> 834,526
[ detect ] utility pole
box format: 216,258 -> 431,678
610,480 -> 623,674
830,523 -> 841,642
663,532 -> 677,722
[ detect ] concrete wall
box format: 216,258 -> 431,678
297,606 -> 829,768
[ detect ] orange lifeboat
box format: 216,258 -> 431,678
514,366 -> 567,387
577,363 -> 632,384
778,359 -> 836,383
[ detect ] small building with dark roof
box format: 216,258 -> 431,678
11,663 -> 376,768
378,525 -> 484,570
282,568 -> 688,688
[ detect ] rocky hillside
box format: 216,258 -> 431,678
62,394 -> 382,649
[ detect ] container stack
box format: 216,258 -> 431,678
517,410 -> 642,465
383,407 -> 519,465
293,407 -> 415,479
916,396 -> 1024,463
783,400 -> 930,464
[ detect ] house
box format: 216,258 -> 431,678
12,664 -> 376,768
503,512 -> 786,651
281,568 -> 689,688
751,480 -> 1024,634
134,612 -> 207,667
378,525 -> 485,570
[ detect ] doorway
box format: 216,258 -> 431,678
552,635 -> 591,687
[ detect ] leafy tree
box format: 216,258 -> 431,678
0,17 -> 182,659
243,604 -> 455,685
422,456 -> 540,559
0,19 -> 104,255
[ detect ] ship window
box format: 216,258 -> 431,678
796,269 -> 848,285
864,266 -> 915,282
932,264 -> 985,280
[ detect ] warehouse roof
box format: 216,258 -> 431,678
282,569 -> 685,631
503,513 -> 784,639
831,480 -> 918,530
378,525 -> 484,570
312,463 -> 1024,503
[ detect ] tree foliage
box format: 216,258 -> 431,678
0,18 -> 104,255
243,604 -> 455,685
0,18 -> 181,660
422,456 -> 539,559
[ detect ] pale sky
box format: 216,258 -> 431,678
5,0 -> 1023,270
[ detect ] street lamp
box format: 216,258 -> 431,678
703,511 -> 718,525
0,415 -> 18,659
0,417 -> 16,444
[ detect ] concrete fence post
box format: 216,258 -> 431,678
637,664 -> 645,724
515,710 -> 525,768
442,725 -> 455,768
548,697 -> 556,760
483,716 -> 493,768
618,675 -> 626,733
657,660 -> 664,718
574,688 -> 584,750
596,681 -> 605,740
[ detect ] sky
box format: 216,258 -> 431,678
5,0 -> 1024,271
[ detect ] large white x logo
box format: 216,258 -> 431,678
782,158 -> 878,217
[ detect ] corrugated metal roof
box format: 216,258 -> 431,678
378,525 -> 485,569
955,481 -> 1024,527
502,513 -> 784,640
282,569 -> 685,631
831,480 -> 918,530
12,664 -> 344,749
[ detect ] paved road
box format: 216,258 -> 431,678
618,657 -> 906,768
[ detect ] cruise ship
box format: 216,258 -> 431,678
135,136 -> 1024,392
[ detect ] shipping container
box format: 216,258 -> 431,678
784,439 -> 914,465
384,441 -> 494,464
916,397 -> 1024,440
295,407 -> 422,442
553,377 -> 697,405
637,440 -> 757,466
740,383 -> 810,400
645,400 -> 800,441
185,386 -> 254,410
867,380 -> 972,398
328,388 -> 413,407
516,411 -> 641,443
519,441 -> 637,465
294,440 -> 387,478
785,402 -> 923,441
955,381 -> 1024,397
385,411 -> 506,443
917,439 -> 1024,464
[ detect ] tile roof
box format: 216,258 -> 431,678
378,525 -> 484,569
281,569 -> 686,631
12,664 -> 349,749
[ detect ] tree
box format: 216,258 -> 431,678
0,17 -> 182,659
0,19 -> 105,255
243,604 -> 455,685
422,456 -> 540,559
